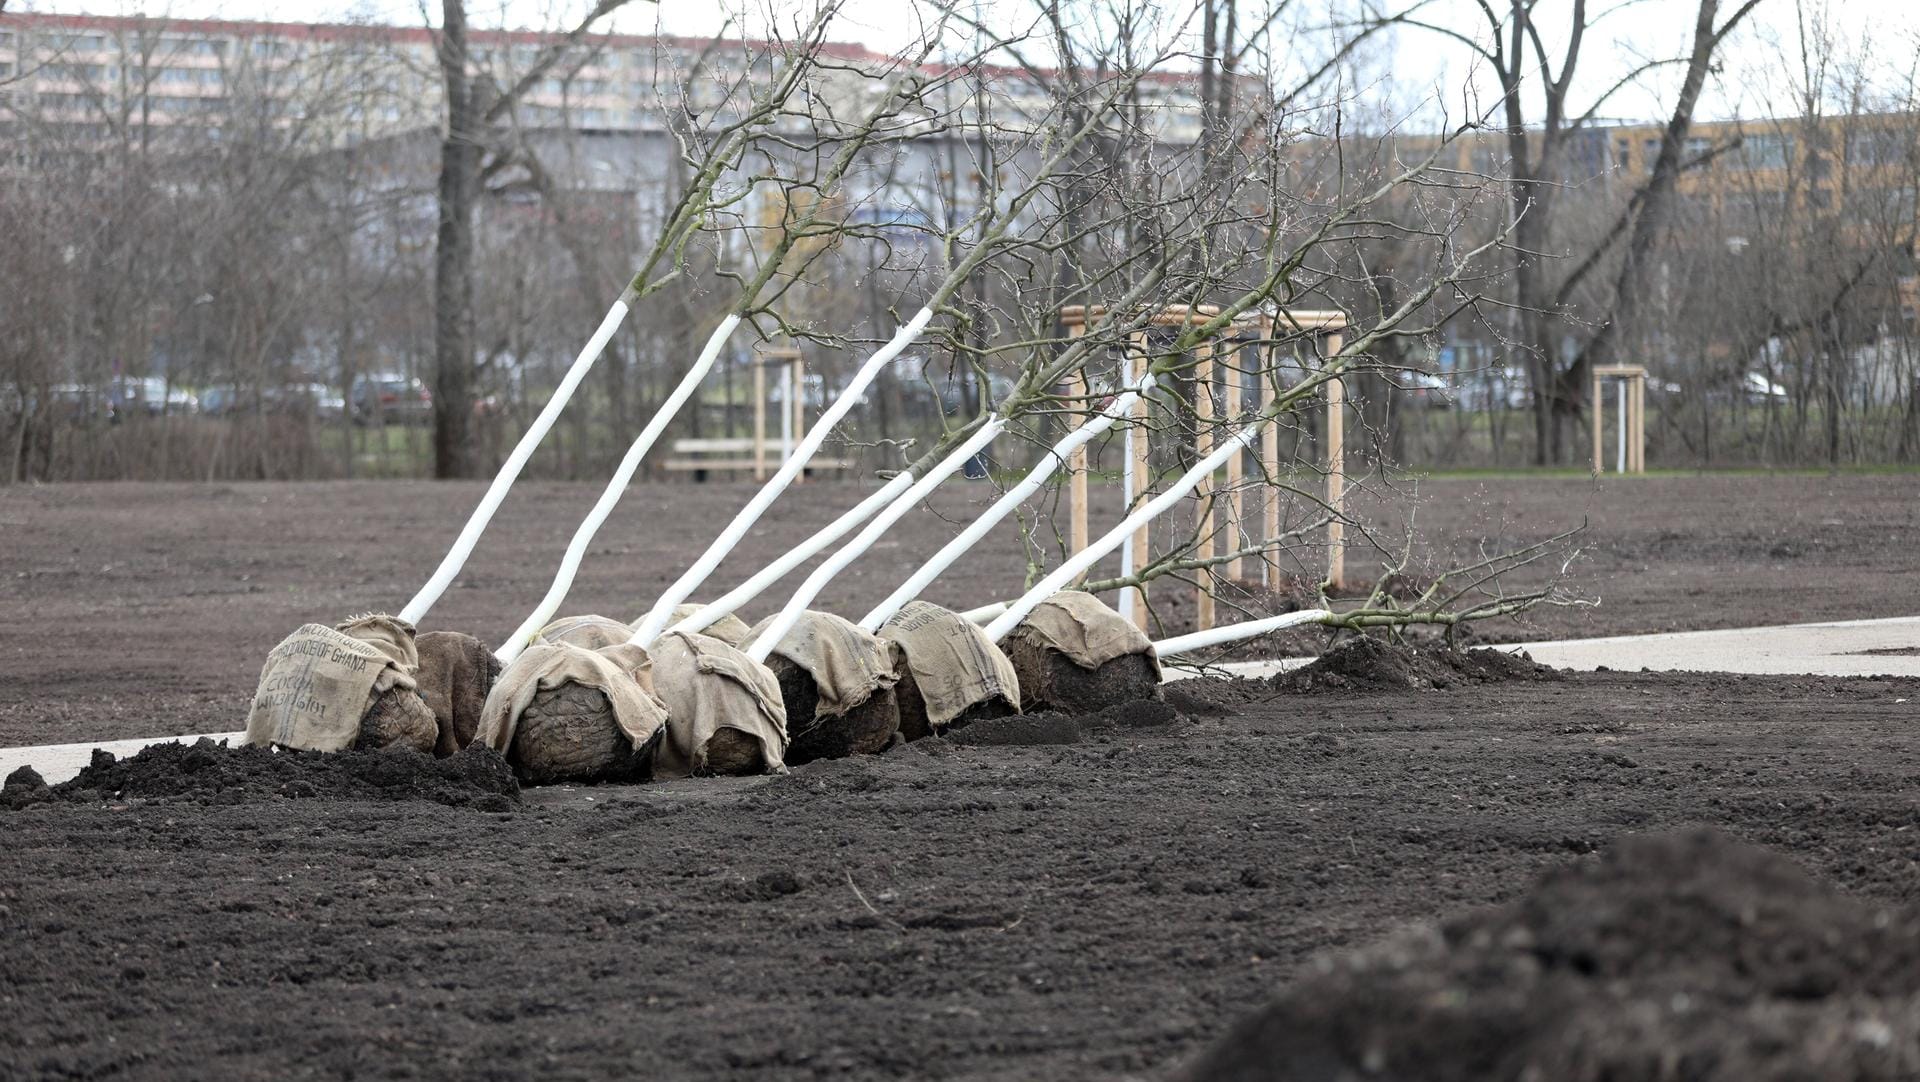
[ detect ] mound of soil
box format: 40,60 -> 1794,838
1272,636 -> 1559,692
1183,828 -> 1920,1082
5,739 -> 520,810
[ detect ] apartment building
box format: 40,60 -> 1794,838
0,11 -> 1209,147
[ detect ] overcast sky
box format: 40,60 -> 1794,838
20,0 -> 1920,124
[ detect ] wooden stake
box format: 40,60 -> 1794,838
1633,374 -> 1646,473
1067,322 -> 1088,562
1261,331 -> 1280,583
789,356 -> 805,483
752,360 -> 767,480
1128,332 -> 1151,630
1222,339 -> 1243,585
1591,373 -> 1604,475
1194,340 -> 1215,633
1324,332 -> 1346,593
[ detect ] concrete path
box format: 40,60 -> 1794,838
1164,615 -> 1920,681
6,616 -> 1917,787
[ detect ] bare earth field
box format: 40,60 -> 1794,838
0,472 -> 1915,746
1,474 -> 1918,1080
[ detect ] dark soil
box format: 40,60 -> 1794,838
4,667 -> 1917,1080
6,738 -> 519,810
1183,828 -> 1920,1081
3,474 -> 1915,745
765,653 -> 901,764
1270,637 -> 1561,692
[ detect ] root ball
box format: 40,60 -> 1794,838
355,685 -> 438,755
414,630 -> 500,756
764,653 -> 900,765
509,681 -> 652,786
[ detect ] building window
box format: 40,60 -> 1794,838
1741,133 -> 1794,170
159,36 -> 227,58
1847,128 -> 1906,168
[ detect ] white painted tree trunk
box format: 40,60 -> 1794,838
492,314 -> 743,663
628,306 -> 937,647
746,417 -> 1005,660
1151,608 -> 1331,658
664,473 -> 916,637
858,373 -> 1156,631
398,296 -> 632,625
982,415 -> 1265,642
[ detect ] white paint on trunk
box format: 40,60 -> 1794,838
628,306 -> 937,647
665,473 -> 916,637
961,601 -> 1007,624
1151,608 -> 1332,658
983,416 -> 1265,642
398,299 -> 631,626
493,314 -> 744,663
858,373 -> 1155,631
747,417 -> 1006,660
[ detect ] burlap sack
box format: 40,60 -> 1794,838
415,631 -> 499,757
746,610 -> 899,718
1007,591 -> 1162,677
648,631 -> 788,778
475,640 -> 668,757
245,614 -> 419,752
665,603 -> 753,649
879,601 -> 1020,733
538,614 -> 635,651
1001,591 -> 1163,714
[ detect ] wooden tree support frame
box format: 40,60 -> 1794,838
1590,364 -> 1648,476
752,347 -> 805,482
1059,304 -> 1350,633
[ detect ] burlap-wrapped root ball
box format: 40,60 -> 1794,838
747,611 -> 900,765
648,630 -> 788,777
356,682 -> 438,754
246,613 -> 435,754
475,636 -> 668,786
665,603 -> 755,650
414,630 -> 501,756
879,601 -> 1021,741
1000,591 -> 1163,715
539,614 -> 636,651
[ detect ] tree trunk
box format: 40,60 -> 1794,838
433,0 -> 478,479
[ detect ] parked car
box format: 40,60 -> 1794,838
43,384 -> 112,422
268,382 -> 347,421
107,377 -> 198,418
198,384 -> 244,417
350,373 -> 433,425
1742,371 -> 1789,401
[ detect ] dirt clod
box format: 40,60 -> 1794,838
1271,636 -> 1560,692
943,712 -> 1083,746
1183,828 -> 1920,1082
